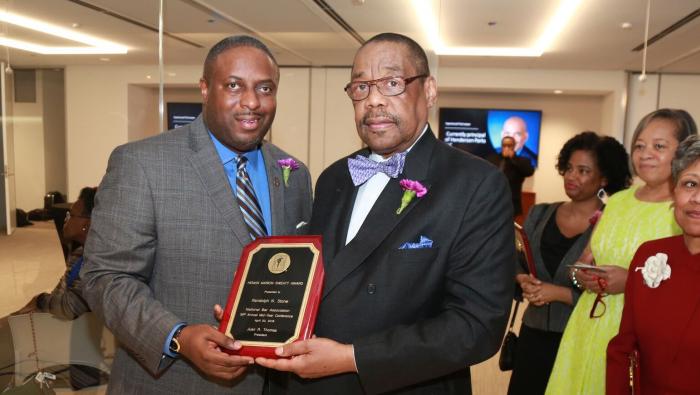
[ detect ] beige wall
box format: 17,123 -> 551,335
65,65 -> 361,198
13,71 -> 45,211
63,64 -> 700,202
625,73 -> 700,147
42,70 -> 66,196
437,91 -> 604,204
127,85 -> 159,142
64,65 -> 202,200
436,67 -> 627,142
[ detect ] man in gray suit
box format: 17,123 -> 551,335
82,35 -> 312,394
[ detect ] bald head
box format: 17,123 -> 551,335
501,116 -> 528,152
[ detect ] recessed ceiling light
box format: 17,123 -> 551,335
146,75 -> 152,79
413,0 -> 582,57
71,23 -> 80,28
554,89 -> 563,94
620,22 -> 632,29
99,57 -> 110,61
0,10 -> 128,55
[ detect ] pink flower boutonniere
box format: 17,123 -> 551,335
635,253 -> 671,288
277,158 -> 299,187
396,179 -> 427,215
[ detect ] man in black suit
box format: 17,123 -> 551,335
257,33 -> 514,394
487,136 -> 535,217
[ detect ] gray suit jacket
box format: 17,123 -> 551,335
517,203 -> 588,332
82,115 -> 312,394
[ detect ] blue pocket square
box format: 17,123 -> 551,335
399,235 -> 433,250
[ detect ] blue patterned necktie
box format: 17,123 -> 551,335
347,151 -> 407,186
236,156 -> 267,240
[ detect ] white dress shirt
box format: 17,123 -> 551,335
345,125 -> 428,245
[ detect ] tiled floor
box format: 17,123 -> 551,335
0,221 -> 65,316
0,221 -> 107,394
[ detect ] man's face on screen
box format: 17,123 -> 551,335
501,116 -> 528,152
200,46 -> 278,152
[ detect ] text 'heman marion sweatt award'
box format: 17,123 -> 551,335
218,235 -> 324,358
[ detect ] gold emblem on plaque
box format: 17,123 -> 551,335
268,252 -> 291,274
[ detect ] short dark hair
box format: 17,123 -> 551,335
502,136 -> 516,145
78,187 -> 97,216
556,131 -> 631,195
361,33 -> 429,76
202,35 -> 278,83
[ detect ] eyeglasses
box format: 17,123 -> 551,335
65,211 -> 90,221
589,277 -> 608,319
344,74 -> 427,101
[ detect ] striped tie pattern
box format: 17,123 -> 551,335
236,156 -> 267,240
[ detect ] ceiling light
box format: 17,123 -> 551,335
413,0 -> 582,57
146,75 -> 152,79
167,72 -> 176,77
554,89 -> 563,94
0,10 -> 127,55
99,57 -> 110,61
620,22 -> 632,29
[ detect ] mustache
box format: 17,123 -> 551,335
362,111 -> 399,125
234,111 -> 263,117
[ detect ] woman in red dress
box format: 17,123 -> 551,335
607,134 -> 700,395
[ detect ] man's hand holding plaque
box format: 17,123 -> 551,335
218,235 -> 324,358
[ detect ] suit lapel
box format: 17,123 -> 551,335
186,116 -> 249,246
261,143 -> 284,235
322,128 -> 436,299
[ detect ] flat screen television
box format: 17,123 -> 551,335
438,108 -> 542,168
167,102 -> 202,130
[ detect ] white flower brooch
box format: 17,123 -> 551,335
635,253 -> 671,288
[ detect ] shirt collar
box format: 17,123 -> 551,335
369,123 -> 429,162
208,131 -> 261,166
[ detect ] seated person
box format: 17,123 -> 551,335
14,186 -> 97,318
1,187 -> 100,390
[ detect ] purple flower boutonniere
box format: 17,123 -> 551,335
396,179 -> 427,214
277,158 -> 299,187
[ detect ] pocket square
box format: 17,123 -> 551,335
399,235 -> 433,250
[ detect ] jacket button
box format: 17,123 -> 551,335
367,284 -> 376,294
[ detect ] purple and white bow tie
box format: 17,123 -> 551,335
348,152 -> 406,186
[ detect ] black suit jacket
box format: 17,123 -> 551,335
486,154 -> 534,216
272,128 -> 514,394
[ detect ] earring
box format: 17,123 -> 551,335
597,188 -> 608,204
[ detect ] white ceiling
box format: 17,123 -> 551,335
1,0 -> 699,73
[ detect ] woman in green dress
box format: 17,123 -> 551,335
545,108 -> 697,394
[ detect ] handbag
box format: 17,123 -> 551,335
498,300 -> 520,371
